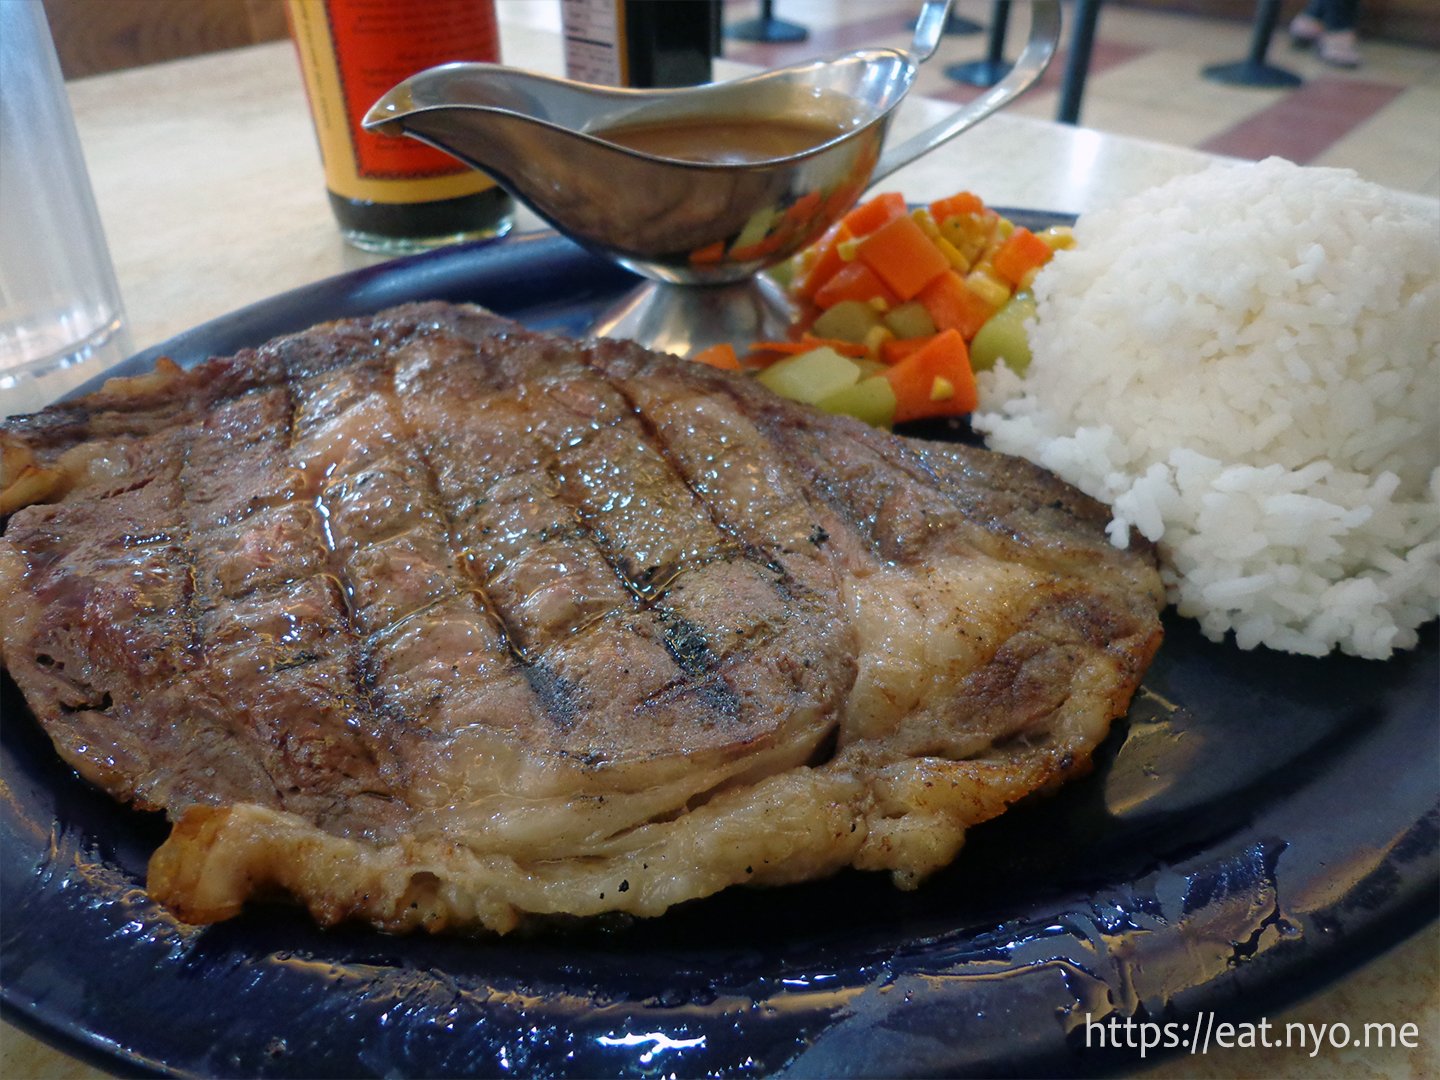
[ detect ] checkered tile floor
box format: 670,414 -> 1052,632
721,0 -> 1440,197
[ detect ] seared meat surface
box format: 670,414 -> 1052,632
0,302 -> 1163,933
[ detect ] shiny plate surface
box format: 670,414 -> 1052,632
2,221 -> 1436,1078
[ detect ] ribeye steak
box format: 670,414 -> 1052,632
0,302 -> 1163,933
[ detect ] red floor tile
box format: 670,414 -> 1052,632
1198,76 -> 1405,162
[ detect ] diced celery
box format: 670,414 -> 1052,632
730,205 -> 778,253
817,375 -> 898,428
882,301 -> 937,340
767,255 -> 798,288
756,346 -> 861,404
970,291 -> 1036,374
812,299 -> 883,343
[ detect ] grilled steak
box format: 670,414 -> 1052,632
0,302 -> 1163,934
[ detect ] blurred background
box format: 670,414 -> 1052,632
38,0 -> 1439,198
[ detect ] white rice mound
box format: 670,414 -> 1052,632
973,158 -> 1440,659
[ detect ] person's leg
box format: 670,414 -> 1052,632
1290,0 -> 1327,46
1319,0 -> 1362,67
1323,0 -> 1360,31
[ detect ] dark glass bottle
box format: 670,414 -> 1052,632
288,0 -> 515,254
562,0 -> 718,88
323,187 -> 514,254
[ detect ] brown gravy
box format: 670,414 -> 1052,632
596,114 -> 848,164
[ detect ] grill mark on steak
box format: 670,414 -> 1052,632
375,371 -> 523,655
581,358 -> 790,588
571,356 -> 847,737
520,659 -> 583,731
183,379 -> 332,811
381,327 -> 782,747
380,334 -> 613,737
722,400 -> 945,565
582,342 -> 851,635
284,339 -> 537,773
653,606 -> 713,676
0,301 -> 1166,934
525,378 -> 750,704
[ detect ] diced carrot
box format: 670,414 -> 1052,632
692,342 -> 741,371
991,227 -> 1054,287
750,336 -> 870,359
841,192 -> 907,237
928,190 -> 986,224
880,335 -> 933,365
728,230 -> 788,263
822,179 -> 866,222
856,213 -> 951,301
883,328 -> 978,423
689,240 -> 726,265
916,270 -> 996,341
749,340 -> 813,357
813,261 -> 899,310
794,221 -> 854,301
782,190 -> 823,224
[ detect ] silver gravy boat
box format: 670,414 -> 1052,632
363,1 -> 1060,358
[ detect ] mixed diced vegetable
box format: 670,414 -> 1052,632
733,190 -> 1073,428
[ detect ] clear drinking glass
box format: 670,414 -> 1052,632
0,1 -> 131,415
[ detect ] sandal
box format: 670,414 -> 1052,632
1288,13 -> 1323,47
1319,30 -> 1361,68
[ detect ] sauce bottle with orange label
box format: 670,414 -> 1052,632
286,0 -> 514,253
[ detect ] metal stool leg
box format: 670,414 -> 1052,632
1203,0 -> 1302,88
946,1 -> 1012,88
725,0 -> 809,44
1057,0 -> 1101,124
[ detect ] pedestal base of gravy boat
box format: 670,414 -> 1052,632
364,2 -> 1060,358
590,276 -> 796,361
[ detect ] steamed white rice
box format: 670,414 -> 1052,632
973,158 -> 1440,659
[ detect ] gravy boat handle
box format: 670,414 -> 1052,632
870,0 -> 1062,184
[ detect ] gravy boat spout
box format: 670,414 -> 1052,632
363,1 -> 1060,354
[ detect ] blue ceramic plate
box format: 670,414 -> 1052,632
2,221 -> 1436,1078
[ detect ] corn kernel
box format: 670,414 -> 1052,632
863,324 -> 895,359
933,235 -> 969,272
930,376 -> 955,402
1040,225 -> 1075,251
965,267 -> 1011,309
911,208 -> 940,239
939,213 -> 994,264
837,236 -> 862,261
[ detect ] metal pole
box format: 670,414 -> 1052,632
1057,0 -> 1101,125
945,1 -> 1012,88
725,0 -> 809,44
1202,0 -> 1301,88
